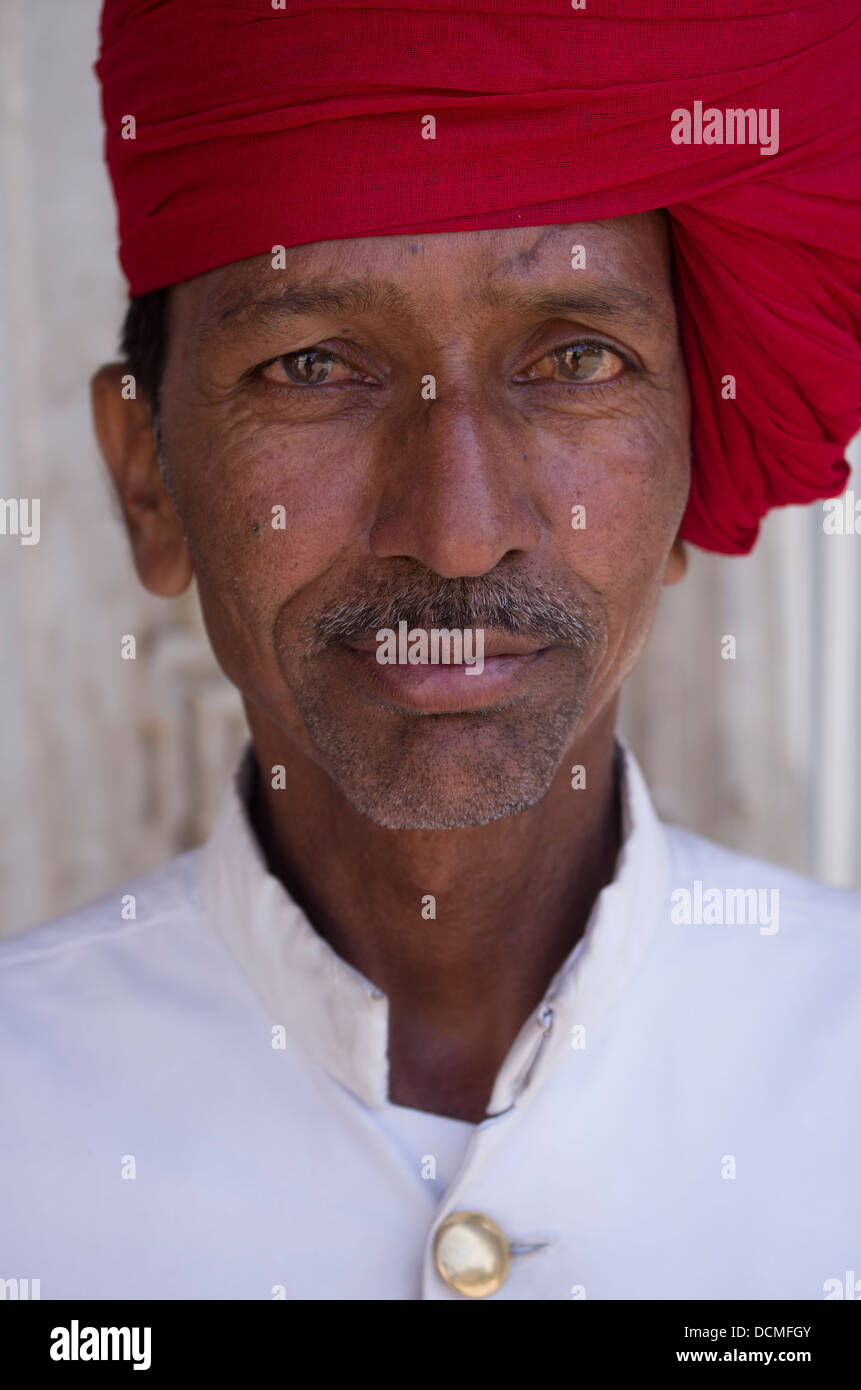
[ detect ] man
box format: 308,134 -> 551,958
0,0 -> 859,1301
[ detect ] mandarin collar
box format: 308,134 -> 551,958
198,736 -> 671,1113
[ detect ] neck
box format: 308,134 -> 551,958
246,703 -> 622,1122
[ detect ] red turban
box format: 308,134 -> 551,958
95,0 -> 861,554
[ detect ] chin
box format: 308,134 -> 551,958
344,782 -> 555,831
295,685 -> 591,830
329,741 -> 568,830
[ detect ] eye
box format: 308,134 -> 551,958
259,348 -> 364,387
516,341 -> 629,386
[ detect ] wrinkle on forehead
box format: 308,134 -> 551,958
492,224 -> 564,279
171,212 -> 674,353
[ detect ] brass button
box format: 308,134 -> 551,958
433,1211 -> 512,1298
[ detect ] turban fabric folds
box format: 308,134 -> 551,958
96,0 -> 861,554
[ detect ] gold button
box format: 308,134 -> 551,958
433,1211 -> 512,1298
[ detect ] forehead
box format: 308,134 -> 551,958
174,214 -> 673,341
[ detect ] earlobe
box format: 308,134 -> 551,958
90,364 -> 193,597
663,533 -> 688,587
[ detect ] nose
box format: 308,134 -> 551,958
368,383 -> 542,578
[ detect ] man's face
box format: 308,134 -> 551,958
127,216 -> 690,828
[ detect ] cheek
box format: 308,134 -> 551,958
165,412 -> 373,678
544,410 -> 689,697
172,407 -> 375,574
545,409 -> 689,591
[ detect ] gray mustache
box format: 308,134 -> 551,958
305,572 -> 602,651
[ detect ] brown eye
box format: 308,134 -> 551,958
261,349 -> 350,386
555,344 -> 623,382
523,343 -> 627,385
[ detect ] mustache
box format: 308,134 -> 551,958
303,570 -> 603,653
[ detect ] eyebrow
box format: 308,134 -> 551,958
212,279 -> 411,331
207,275 -> 659,338
487,284 -> 659,326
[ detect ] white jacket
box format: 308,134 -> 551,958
1,741 -> 859,1300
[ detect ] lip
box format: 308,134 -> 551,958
340,632 -> 552,714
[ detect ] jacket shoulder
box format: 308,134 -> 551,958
663,821 -> 861,930
0,849 -> 203,977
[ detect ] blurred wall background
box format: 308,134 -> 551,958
1,0 -> 859,938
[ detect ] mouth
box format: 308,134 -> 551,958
340,630 -> 553,714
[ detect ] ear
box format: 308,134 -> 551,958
91,364 -> 192,597
663,532 -> 688,587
